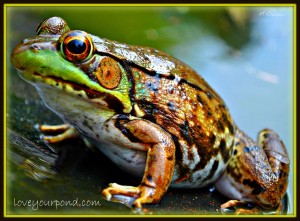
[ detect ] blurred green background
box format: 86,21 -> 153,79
5,5 -> 294,215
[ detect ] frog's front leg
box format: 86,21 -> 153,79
215,129 -> 289,214
101,115 -> 176,209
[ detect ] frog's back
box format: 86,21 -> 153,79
93,35 -> 217,90
93,35 -> 236,187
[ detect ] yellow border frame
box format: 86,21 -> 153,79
3,3 -> 297,218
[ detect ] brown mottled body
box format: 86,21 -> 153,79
130,67 -> 235,186
11,17 -> 289,213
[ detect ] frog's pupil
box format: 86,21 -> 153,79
67,39 -> 86,54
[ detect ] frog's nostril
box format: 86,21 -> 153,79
30,44 -> 41,51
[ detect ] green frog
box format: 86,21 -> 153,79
11,17 -> 289,214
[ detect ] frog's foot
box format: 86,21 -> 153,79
102,183 -> 156,209
221,200 -> 282,215
221,200 -> 261,215
234,207 -> 261,215
39,124 -> 79,143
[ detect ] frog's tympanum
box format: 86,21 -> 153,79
11,17 -> 289,214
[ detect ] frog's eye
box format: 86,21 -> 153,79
95,57 -> 122,90
60,31 -> 93,62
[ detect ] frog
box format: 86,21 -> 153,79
11,17 -> 289,214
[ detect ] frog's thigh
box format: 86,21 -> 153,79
101,115 -> 176,208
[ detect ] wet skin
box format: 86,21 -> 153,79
11,17 -> 289,214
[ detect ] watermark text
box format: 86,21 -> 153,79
258,9 -> 285,17
13,198 -> 101,210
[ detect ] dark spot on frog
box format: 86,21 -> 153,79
167,102 -> 176,111
221,113 -> 234,134
210,134 -> 216,145
243,179 -> 266,195
147,175 -> 153,182
244,146 -> 250,153
220,139 -> 230,162
197,94 -> 205,106
216,121 -> 225,132
168,87 -> 175,94
219,104 -> 226,109
180,121 -> 193,145
277,169 -> 283,179
263,133 -> 270,138
194,147 -> 219,171
120,61 -> 136,103
204,160 -> 219,181
206,91 -> 213,99
227,164 -> 242,182
244,146 -> 260,154
104,95 -> 124,111
172,135 -> 190,178
143,55 -> 150,62
233,149 -> 238,155
138,100 -> 158,123
176,78 -> 203,92
146,81 -> 159,92
167,155 -> 174,161
82,119 -> 93,131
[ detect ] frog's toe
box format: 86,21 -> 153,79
221,199 -> 240,209
102,183 -> 141,206
221,200 -> 270,215
39,124 -> 79,143
102,184 -> 158,209
39,123 -> 70,133
235,207 -> 261,215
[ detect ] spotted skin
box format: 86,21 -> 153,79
215,129 -> 289,212
11,17 -> 289,213
129,67 -> 235,186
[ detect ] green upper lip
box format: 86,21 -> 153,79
32,72 -> 106,99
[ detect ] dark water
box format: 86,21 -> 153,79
5,6 -> 294,215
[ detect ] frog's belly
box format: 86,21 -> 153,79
94,140 -> 225,189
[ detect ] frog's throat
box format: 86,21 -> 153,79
26,72 -> 124,110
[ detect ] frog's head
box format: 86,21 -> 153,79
11,17 -> 132,113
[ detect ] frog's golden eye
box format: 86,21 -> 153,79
60,31 -> 93,62
96,57 -> 122,90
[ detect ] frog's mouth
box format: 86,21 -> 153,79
35,73 -> 104,98
28,72 -> 119,109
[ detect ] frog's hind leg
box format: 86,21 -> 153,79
215,129 -> 289,214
